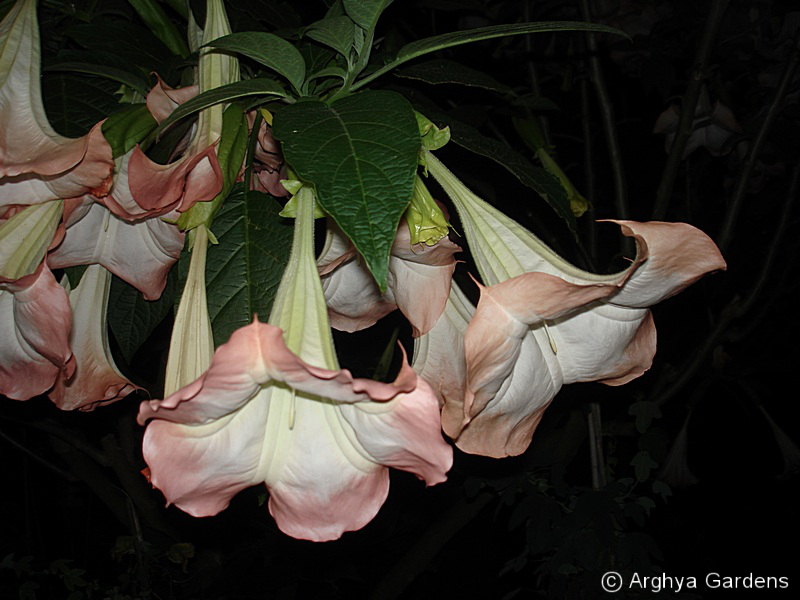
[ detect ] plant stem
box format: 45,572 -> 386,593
652,0 -> 729,219
717,37 -> 800,252
579,0 -> 629,222
580,76 -> 598,264
588,402 -> 607,489
523,0 -> 552,146
654,157 -> 799,408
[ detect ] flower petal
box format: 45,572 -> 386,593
139,319 -> 417,425
388,224 -> 460,337
49,265 -> 138,411
318,223 -> 396,332
48,196 -> 183,300
146,76 -> 199,124
605,220 -> 727,308
139,318 -> 450,541
111,144 -> 223,219
319,221 -> 460,337
412,283 -> 473,436
0,0 -> 113,194
0,200 -> 63,282
455,221 -> 725,457
0,262 -> 73,400
0,123 -> 114,208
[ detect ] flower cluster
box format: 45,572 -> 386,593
1,0 -> 726,542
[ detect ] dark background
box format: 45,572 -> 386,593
2,0 -> 798,598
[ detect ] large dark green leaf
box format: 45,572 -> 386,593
305,15 -> 356,58
127,0 -> 190,58
43,62 -> 150,96
343,0 -> 390,31
353,21 -> 627,90
108,270 -> 177,364
42,74 -> 120,137
158,78 -> 288,133
395,58 -> 511,93
102,104 -> 158,158
203,187 -> 294,347
273,90 -> 419,291
206,32 -> 306,93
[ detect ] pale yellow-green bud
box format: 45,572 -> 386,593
406,174 -> 450,246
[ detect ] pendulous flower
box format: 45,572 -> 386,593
0,0 -> 113,207
119,0 -> 240,219
318,177 -> 459,338
49,265 -> 138,411
138,187 -> 452,541
422,150 -> 727,458
48,153 -> 184,301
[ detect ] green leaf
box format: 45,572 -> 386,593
440,115 -> 574,231
42,74 -> 120,137
158,78 -> 288,133
63,265 -> 88,288
273,91 -> 419,291
107,270 -> 177,364
43,62 -> 150,96
631,450 -> 659,482
206,32 -> 306,94
652,480 -> 672,501
102,104 -> 158,159
126,0 -> 190,58
305,15 -> 356,58
628,400 -> 663,434
353,21 -> 627,91
202,186 -> 294,347
396,58 -> 511,93
343,0 -> 390,31
306,65 -> 348,84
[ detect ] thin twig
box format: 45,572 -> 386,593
652,0 -> 730,219
654,157 -> 800,407
587,402 -> 607,489
523,0 -> 551,146
580,76 -> 598,265
717,37 -> 800,252
579,0 -> 629,222
736,159 -> 800,316
0,427 -> 78,481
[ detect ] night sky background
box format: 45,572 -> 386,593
2,1 -> 799,598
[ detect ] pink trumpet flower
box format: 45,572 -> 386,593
138,187 -> 452,541
422,151 -> 727,458
49,153 -> 184,301
0,0 -> 113,207
0,201 -> 73,401
0,262 -> 73,400
318,220 -> 460,338
49,265 -> 138,411
245,110 -> 289,198
115,0 -> 241,220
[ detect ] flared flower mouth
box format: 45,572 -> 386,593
138,186 -> 452,541
418,150 -> 726,457
0,0 -> 114,205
